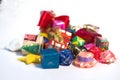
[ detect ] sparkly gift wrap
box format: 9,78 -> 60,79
72,36 -> 85,47
73,52 -> 97,68
59,49 -> 73,66
40,48 -> 59,69
95,36 -> 109,51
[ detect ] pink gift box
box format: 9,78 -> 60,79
52,20 -> 65,30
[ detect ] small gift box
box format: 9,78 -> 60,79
22,34 -> 43,55
52,20 -> 65,30
95,36 -> 109,51
40,48 -> 59,69
59,49 -> 73,66
48,30 -> 72,50
72,36 -> 85,47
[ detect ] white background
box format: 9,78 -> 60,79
0,0 -> 120,80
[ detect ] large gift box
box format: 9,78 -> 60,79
40,48 -> 59,69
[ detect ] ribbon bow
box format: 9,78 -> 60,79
37,10 -> 69,31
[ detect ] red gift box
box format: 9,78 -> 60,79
74,24 -> 102,43
48,30 -> 72,49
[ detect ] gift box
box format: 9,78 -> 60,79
40,48 -> 59,69
52,20 -> 65,30
23,34 -> 44,46
59,49 -> 73,66
22,34 -> 43,55
68,43 -> 87,59
95,36 -> 109,51
72,36 -> 85,47
49,30 -> 72,49
74,24 -> 102,43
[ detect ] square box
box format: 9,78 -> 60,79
40,48 -> 59,69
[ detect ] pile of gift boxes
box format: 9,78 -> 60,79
17,10 -> 116,69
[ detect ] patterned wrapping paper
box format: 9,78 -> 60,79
95,36 -> 109,51
15,10 -> 116,68
73,52 -> 97,68
48,30 -> 72,50
22,34 -> 43,55
72,36 -> 85,47
23,34 -> 44,46
59,49 -> 73,66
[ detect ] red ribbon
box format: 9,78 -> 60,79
37,10 -> 69,31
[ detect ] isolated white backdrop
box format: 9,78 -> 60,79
0,0 -> 120,80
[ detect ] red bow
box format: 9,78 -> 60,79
37,10 -> 69,31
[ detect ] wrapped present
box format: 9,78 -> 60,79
59,49 -> 73,66
52,20 -> 65,30
37,10 -> 69,31
74,24 -> 102,43
95,36 -> 109,51
72,36 -> 85,47
68,43 -> 87,59
49,30 -> 72,49
73,52 -> 97,68
23,34 -> 44,46
89,46 -> 102,61
18,53 -> 41,64
99,50 -> 116,64
40,48 -> 59,69
22,34 -> 44,55
22,44 -> 40,55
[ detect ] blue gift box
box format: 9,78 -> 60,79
40,48 -> 59,69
